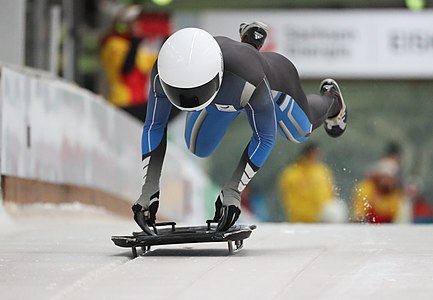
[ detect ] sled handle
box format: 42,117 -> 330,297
154,222 -> 177,232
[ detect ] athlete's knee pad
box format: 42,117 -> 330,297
274,92 -> 312,143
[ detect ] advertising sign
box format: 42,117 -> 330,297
199,10 -> 433,78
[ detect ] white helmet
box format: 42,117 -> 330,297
157,27 -> 223,111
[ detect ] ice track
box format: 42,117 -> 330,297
1,203 -> 433,300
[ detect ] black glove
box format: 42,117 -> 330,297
212,194 -> 224,222
213,192 -> 241,232
216,205 -> 241,232
132,191 -> 159,236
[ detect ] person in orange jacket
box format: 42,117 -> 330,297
352,158 -> 406,223
100,5 -> 171,122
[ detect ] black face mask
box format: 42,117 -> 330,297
160,73 -> 220,110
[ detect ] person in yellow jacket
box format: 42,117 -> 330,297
279,143 -> 337,222
352,158 -> 405,223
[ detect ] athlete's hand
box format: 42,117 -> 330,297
216,205 -> 241,232
212,194 -> 224,222
212,193 -> 241,232
131,196 -> 159,235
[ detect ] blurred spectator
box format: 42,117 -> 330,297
278,143 -> 346,223
406,182 -> 433,224
352,158 -> 408,223
100,5 -> 171,122
384,141 -> 402,164
381,141 -> 433,223
383,141 -> 404,185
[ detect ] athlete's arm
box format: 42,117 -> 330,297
215,78 -> 276,231
132,63 -> 172,232
221,78 -> 276,202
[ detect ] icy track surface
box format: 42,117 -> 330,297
1,203 -> 433,300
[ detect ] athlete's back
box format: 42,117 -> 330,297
261,52 -> 300,91
215,36 -> 267,87
215,36 -> 308,112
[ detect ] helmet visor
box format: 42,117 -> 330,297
160,74 -> 220,111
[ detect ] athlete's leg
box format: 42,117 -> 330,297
305,93 -> 340,130
274,78 -> 344,142
274,92 -> 313,143
319,79 -> 347,137
185,105 -> 240,157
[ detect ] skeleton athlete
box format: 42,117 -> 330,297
132,23 -> 347,232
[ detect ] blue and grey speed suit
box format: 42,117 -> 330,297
136,36 -> 340,211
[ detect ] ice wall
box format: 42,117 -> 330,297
0,65 -> 210,222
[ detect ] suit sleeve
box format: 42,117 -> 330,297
136,63 -> 172,208
220,77 -> 276,207
141,63 -> 172,155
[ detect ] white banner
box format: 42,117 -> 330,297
198,10 -> 433,78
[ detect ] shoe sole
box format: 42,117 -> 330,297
320,78 -> 345,114
320,78 -> 347,138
